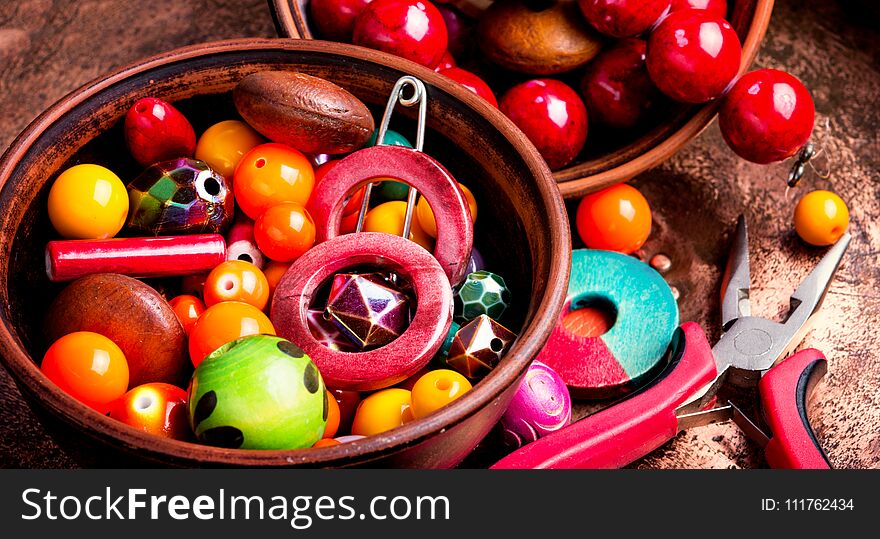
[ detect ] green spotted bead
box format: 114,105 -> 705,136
453,271 -> 510,324
187,335 -> 327,450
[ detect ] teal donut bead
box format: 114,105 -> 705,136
187,334 -> 327,449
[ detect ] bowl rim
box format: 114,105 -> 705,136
268,0 -> 776,199
0,38 -> 571,467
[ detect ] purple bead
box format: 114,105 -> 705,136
306,309 -> 357,352
500,361 -> 572,448
465,247 -> 486,274
325,272 -> 410,350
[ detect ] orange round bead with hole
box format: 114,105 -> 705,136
575,183 -> 651,254
169,295 -> 206,335
203,260 -> 270,310
411,369 -> 473,419
254,202 -> 317,262
108,382 -> 189,440
793,190 -> 850,246
41,331 -> 130,413
188,301 -> 276,367
233,143 -> 315,220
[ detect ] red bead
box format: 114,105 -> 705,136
646,9 -> 742,103
670,0 -> 727,18
499,79 -> 588,171
309,0 -> 373,41
580,39 -> 657,129
719,69 -> 815,164
352,0 -> 449,68
578,0 -> 670,38
124,98 -> 196,167
438,67 -> 497,107
434,50 -> 457,72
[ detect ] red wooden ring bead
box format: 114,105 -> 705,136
271,232 -> 453,391
309,145 -> 474,285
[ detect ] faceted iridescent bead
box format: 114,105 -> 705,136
453,270 -> 510,324
325,273 -> 410,350
306,309 -> 357,352
126,157 -> 233,235
445,314 -> 516,378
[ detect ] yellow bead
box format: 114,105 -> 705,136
350,388 -> 413,436
794,190 -> 850,246
195,120 -> 264,179
416,184 -> 477,238
410,369 -> 472,419
48,164 -> 128,239
363,200 -> 435,251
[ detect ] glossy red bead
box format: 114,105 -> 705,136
310,0 -> 373,41
352,0 -> 449,68
124,97 -> 196,167
499,79 -> 588,170
578,0 -> 671,38
670,0 -> 727,17
438,67 -> 497,107
434,50 -> 457,72
646,9 -> 742,103
580,39 -> 658,129
719,69 -> 815,164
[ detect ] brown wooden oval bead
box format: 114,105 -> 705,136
477,0 -> 603,75
233,71 -> 374,155
44,273 -> 189,387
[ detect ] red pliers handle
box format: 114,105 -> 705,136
492,323 -> 831,469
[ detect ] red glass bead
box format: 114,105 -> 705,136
578,0 -> 670,38
646,9 -> 741,103
124,98 -> 196,167
434,50 -> 457,72
670,0 -> 727,18
718,68 -> 815,164
438,67 -> 497,107
499,79 -> 588,170
329,388 -> 362,435
580,38 -> 658,129
352,0 -> 449,68
310,0 -> 373,41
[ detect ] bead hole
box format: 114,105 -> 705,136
237,253 -> 253,264
134,103 -> 147,113
134,396 -> 153,411
435,378 -> 452,391
223,279 -> 235,291
490,338 -> 504,352
254,158 -> 266,169
563,294 -> 618,338
203,177 -> 221,196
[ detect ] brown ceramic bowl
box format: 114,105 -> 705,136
270,0 -> 775,198
0,39 -> 570,467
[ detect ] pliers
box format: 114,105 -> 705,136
493,216 -> 851,469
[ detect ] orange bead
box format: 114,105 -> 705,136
416,183 -> 478,238
340,210 -> 360,235
575,183 -> 652,254
351,388 -> 414,437
41,331 -> 129,413
396,368 -> 431,391
203,260 -> 270,310
188,301 -> 276,367
263,261 -> 291,297
323,390 -> 341,439
233,143 -> 315,220
313,438 -> 341,448
254,202 -> 317,262
108,382 -> 189,439
168,295 -> 206,335
410,369 -> 472,419
793,190 -> 850,246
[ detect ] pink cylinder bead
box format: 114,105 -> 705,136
499,361 -> 572,448
225,217 -> 265,269
46,234 -> 226,282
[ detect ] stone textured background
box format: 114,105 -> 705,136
0,0 -> 877,468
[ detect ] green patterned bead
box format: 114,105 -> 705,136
453,271 -> 510,324
187,335 -> 326,450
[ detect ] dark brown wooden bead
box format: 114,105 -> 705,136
233,70 -> 375,155
44,273 -> 189,387
477,0 -> 603,75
